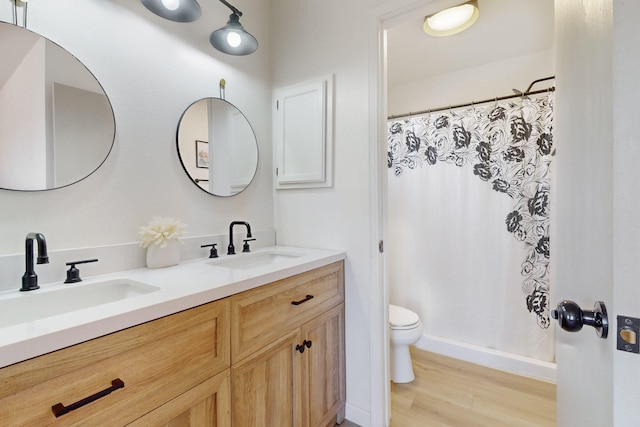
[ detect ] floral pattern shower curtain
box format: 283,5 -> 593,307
388,93 -> 554,329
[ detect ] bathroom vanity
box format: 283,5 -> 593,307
0,247 -> 345,426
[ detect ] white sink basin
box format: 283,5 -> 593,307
209,251 -> 302,270
0,279 -> 160,328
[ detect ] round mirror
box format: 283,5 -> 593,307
177,98 -> 258,197
0,23 -> 115,191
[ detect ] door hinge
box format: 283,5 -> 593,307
378,240 -> 384,253
275,167 -> 279,176
276,100 -> 279,111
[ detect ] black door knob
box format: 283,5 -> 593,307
551,300 -> 608,339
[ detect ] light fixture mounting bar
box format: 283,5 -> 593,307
218,0 -> 242,16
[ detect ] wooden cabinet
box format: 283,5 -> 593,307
128,369 -> 231,427
0,299 -> 230,426
231,329 -> 304,426
303,305 -> 346,427
0,261 -> 344,427
230,261 -> 344,363
230,261 -> 345,427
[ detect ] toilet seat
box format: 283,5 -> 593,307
389,304 -> 420,330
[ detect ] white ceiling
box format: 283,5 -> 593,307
386,0 -> 555,90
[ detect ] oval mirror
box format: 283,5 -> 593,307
177,98 -> 258,197
0,23 -> 115,191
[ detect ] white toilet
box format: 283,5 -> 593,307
389,304 -> 423,383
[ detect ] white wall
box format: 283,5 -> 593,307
270,0 -> 376,423
388,49 -> 554,117
0,0 -> 273,256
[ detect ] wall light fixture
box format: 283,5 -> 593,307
140,0 -> 201,23
209,0 -> 258,56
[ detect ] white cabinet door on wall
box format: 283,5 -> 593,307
274,75 -> 333,189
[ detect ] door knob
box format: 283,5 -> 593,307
551,300 -> 608,339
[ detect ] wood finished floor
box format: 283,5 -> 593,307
389,347 -> 556,427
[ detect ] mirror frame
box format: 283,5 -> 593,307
0,22 -> 116,192
176,97 -> 259,197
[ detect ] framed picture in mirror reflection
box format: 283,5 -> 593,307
196,140 -> 209,168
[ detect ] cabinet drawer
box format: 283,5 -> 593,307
230,261 -> 344,362
0,299 -> 230,427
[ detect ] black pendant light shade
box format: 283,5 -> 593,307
210,13 -> 258,56
141,0 -> 201,23
140,0 -> 258,56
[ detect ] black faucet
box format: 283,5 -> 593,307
21,232 -> 49,291
227,221 -> 252,255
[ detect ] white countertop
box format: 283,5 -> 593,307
0,246 -> 345,368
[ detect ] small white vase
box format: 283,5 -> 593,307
146,239 -> 181,269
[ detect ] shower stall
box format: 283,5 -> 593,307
386,81 -> 556,379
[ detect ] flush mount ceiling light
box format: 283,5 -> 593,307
209,0 -> 258,56
423,0 -> 479,37
140,0 -> 201,23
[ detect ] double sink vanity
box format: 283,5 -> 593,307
0,246 -> 346,426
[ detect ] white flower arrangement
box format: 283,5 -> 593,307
138,216 -> 187,248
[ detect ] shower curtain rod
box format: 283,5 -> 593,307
388,76 -> 556,120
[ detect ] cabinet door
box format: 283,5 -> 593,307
231,329 -> 304,427
274,75 -> 333,189
128,370 -> 231,427
302,304 -> 346,427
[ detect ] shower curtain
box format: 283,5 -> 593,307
387,93 -> 555,361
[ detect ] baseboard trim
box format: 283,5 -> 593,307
416,334 -> 557,383
345,403 -> 372,427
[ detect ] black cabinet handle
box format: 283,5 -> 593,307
295,340 -> 313,354
291,295 -> 314,306
52,378 -> 124,418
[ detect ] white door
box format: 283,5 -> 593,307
554,0 -> 640,425
554,0 -> 614,424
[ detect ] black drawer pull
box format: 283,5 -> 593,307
52,378 -> 124,418
291,294 -> 314,306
